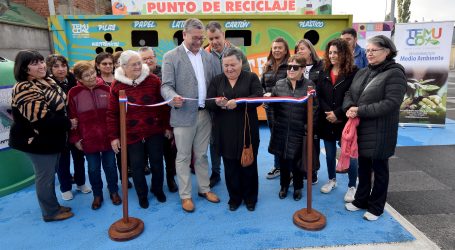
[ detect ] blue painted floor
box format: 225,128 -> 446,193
5,119 -> 455,249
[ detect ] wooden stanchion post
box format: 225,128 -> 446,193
293,87 -> 326,230
109,90 -> 144,241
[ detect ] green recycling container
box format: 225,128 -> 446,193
0,56 -> 35,197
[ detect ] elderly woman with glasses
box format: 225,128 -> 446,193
107,50 -> 170,209
68,61 -> 121,210
343,35 -> 407,221
268,54 -> 317,201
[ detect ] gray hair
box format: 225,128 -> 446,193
138,47 -> 155,54
223,48 -> 243,62
119,50 -> 140,66
367,35 -> 398,60
184,18 -> 204,32
205,21 -> 222,32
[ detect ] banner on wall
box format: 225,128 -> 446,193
0,86 -> 13,150
353,22 -> 394,48
395,21 -> 454,126
111,0 -> 332,15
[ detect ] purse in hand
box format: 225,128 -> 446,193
241,105 -> 254,167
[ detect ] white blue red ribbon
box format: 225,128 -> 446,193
120,90 -> 316,107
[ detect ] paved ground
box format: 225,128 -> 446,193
386,70 -> 455,250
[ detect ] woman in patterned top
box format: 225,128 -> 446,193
9,50 -> 77,222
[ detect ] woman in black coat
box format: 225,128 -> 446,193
295,39 -> 323,184
316,39 -> 358,203
261,37 -> 291,179
10,50 -> 77,222
343,35 -> 407,221
268,54 -> 317,201
207,48 -> 263,212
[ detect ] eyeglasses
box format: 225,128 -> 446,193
100,62 -> 113,66
81,70 -> 96,79
365,48 -> 385,54
142,57 -> 155,63
287,65 -> 303,71
127,61 -> 142,68
191,36 -> 205,42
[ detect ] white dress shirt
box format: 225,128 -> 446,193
183,43 -> 206,108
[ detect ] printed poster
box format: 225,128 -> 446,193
395,21 -> 454,126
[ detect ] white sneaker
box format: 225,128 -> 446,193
76,184 -> 92,194
320,179 -> 337,193
266,167 -> 280,179
363,211 -> 380,221
345,202 -> 361,212
344,187 -> 357,203
61,191 -> 73,201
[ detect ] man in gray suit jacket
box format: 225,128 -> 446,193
161,18 -> 221,213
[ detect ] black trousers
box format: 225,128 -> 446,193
279,157 -> 304,190
163,137 -> 177,177
353,157 -> 389,216
127,134 -> 164,198
223,157 -> 258,206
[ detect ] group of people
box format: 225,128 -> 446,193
9,18 -> 406,223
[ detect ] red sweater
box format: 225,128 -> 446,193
107,70 -> 170,145
68,80 -> 111,154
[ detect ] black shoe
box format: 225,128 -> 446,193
139,196 -> 149,208
167,177 -> 178,193
229,203 -> 241,211
91,196 -> 103,210
152,190 -> 167,203
246,203 -> 256,211
293,189 -> 302,201
209,173 -> 221,188
312,172 -> 318,185
144,166 -> 151,175
279,187 -> 288,199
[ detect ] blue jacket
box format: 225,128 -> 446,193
354,44 -> 368,69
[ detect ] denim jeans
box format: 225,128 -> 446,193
323,140 -> 358,187
57,143 -> 86,192
86,150 -> 119,197
128,134 -> 164,198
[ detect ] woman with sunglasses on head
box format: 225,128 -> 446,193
261,37 -> 291,180
95,52 -> 115,86
295,39 -> 323,185
268,54 -> 317,201
10,50 -> 77,222
317,38 -> 358,202
344,35 -> 406,221
46,54 -> 91,201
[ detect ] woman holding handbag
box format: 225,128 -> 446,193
268,54 -> 317,201
206,48 -> 263,212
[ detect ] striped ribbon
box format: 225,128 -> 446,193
122,90 -> 316,107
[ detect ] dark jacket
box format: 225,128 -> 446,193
50,72 -> 77,94
9,78 -> 71,154
68,80 -> 111,154
261,60 -> 288,93
308,59 -> 323,83
206,71 -> 263,159
152,64 -> 162,80
268,78 -> 317,159
317,66 -> 358,141
343,60 -> 407,159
